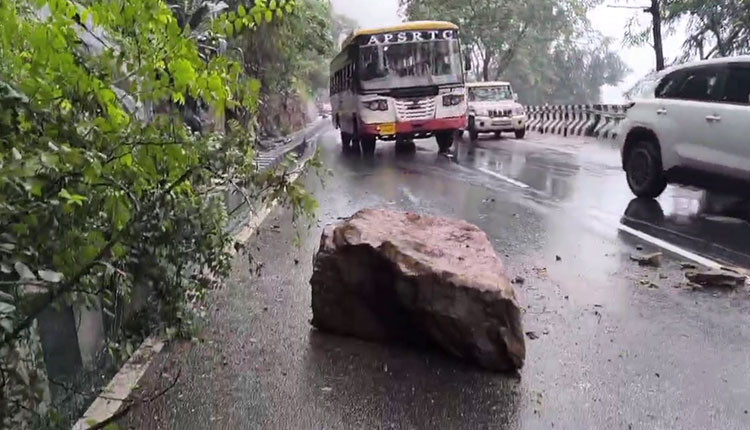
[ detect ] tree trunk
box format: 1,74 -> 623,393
650,0 -> 665,71
482,55 -> 491,82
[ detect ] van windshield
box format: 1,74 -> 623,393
468,86 -> 513,101
358,39 -> 463,90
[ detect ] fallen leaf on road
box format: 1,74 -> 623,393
525,331 -> 539,340
555,255 -> 562,262
512,276 -> 525,285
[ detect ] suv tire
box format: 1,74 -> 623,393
515,129 -> 526,139
625,140 -> 667,198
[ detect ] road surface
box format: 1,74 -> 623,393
120,127 -> 750,429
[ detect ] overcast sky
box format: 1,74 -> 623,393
331,0 -> 685,103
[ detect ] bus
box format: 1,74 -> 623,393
330,21 -> 469,154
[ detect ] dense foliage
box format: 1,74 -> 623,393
0,0 -> 324,426
400,0 -> 627,104
232,0 -> 336,135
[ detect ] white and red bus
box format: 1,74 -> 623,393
330,21 -> 469,154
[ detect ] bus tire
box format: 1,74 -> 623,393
361,135 -> 376,155
436,131 -> 454,153
341,131 -> 352,151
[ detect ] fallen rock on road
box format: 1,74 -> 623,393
685,270 -> 747,289
310,209 -> 526,371
630,252 -> 663,267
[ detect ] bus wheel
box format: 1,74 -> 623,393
350,137 -> 361,154
395,138 -> 416,154
436,131 -> 454,153
341,132 -> 352,151
360,135 -> 376,155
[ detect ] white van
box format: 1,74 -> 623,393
466,81 -> 527,140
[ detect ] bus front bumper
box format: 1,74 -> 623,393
360,116 -> 468,137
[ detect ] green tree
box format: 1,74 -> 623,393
401,0 -> 627,103
505,35 -> 628,104
233,0 -> 334,135
400,0 -> 594,81
0,0 -> 317,426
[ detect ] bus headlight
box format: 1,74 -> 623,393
362,99 -> 389,111
443,94 -> 464,107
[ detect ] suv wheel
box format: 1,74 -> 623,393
625,140 -> 667,198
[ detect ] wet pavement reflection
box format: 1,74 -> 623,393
122,127 -> 750,430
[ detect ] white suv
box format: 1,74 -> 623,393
620,56 -> 750,198
466,82 -> 527,140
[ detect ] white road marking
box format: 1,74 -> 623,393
478,167 -> 530,189
587,208 -> 725,270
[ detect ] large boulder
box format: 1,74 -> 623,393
310,209 -> 525,371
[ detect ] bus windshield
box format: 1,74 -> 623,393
469,86 -> 513,102
358,39 -> 463,90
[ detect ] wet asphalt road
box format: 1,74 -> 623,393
122,127 -> 750,430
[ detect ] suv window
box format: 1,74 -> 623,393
720,66 -> 750,104
655,71 -> 685,98
672,66 -> 723,102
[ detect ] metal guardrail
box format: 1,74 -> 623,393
525,104 -> 628,140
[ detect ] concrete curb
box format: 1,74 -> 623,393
71,121 -> 326,430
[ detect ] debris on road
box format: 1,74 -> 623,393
659,274 -> 668,279
310,209 -> 526,371
639,279 -> 659,289
630,252 -> 662,267
680,262 -> 698,270
685,270 -> 747,289
556,255 -> 562,261
512,276 -> 525,285
525,331 -> 540,340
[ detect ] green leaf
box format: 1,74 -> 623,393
238,5 -> 247,17
265,10 -> 273,22
11,148 -> 22,161
14,261 -> 36,280
120,153 -> 133,167
38,269 -> 64,283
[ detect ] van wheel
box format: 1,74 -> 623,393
515,129 -> 526,139
468,117 -> 478,142
625,140 -> 667,198
360,135 -> 376,155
